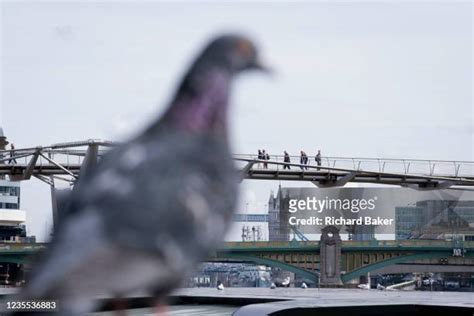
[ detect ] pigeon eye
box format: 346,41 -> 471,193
235,39 -> 254,59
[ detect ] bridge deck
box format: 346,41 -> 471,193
1,140 -> 473,188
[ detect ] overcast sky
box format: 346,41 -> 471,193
1,1 -> 472,241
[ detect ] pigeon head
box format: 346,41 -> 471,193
197,34 -> 267,74
159,34 -> 267,136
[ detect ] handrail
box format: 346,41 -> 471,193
233,153 -> 474,165
0,140 -> 473,164
0,141 -> 472,181
233,157 -> 474,184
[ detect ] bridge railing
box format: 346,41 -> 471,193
233,154 -> 474,178
222,240 -> 474,250
0,141 -> 113,169
342,239 -> 474,248
0,150 -> 88,169
1,142 -> 474,179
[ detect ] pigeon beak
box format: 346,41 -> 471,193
250,60 -> 273,74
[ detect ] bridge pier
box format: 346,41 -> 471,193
50,179 -> 72,229
320,226 -> 343,286
49,142 -> 100,228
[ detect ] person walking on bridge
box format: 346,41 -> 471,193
300,150 -> 308,170
257,149 -> 263,168
315,149 -> 322,170
261,149 -> 268,169
8,143 -> 17,164
262,150 -> 269,169
283,151 -> 291,170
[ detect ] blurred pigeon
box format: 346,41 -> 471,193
270,282 -> 276,289
13,34 -> 268,315
300,282 -> 308,289
217,282 -> 225,290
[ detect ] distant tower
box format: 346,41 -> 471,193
0,127 -> 9,149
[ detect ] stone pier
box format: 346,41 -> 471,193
319,225 -> 343,286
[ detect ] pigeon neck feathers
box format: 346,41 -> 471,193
162,65 -> 231,137
150,33 -> 264,138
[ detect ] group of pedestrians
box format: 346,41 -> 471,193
257,149 -> 322,170
257,149 -> 270,168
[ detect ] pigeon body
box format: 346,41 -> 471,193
14,34 -> 266,315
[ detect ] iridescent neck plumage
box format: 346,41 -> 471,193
163,69 -> 231,137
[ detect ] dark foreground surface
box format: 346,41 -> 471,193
93,288 -> 474,315
173,288 -> 474,315
1,288 -> 473,315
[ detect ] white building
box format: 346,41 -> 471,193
0,180 -> 26,233
0,128 -> 27,241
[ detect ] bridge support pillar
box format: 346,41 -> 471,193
50,179 -> 72,230
320,226 -> 343,286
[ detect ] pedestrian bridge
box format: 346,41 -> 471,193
1,240 -> 473,284
1,140 -> 474,189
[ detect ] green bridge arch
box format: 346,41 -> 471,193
341,251 -> 474,283
219,251 -> 474,285
0,255 -> 29,265
218,253 -> 320,283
